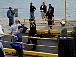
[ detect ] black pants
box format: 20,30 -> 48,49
28,33 -> 37,50
9,23 -> 13,27
28,38 -> 37,50
48,21 -> 52,29
74,38 -> 76,57
9,17 -> 14,27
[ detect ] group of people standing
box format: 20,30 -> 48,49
7,2 -> 54,29
0,2 -> 55,57
30,2 -> 54,28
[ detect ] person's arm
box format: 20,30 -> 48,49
52,17 -> 54,25
0,25 -> 4,35
0,42 -> 6,56
11,10 -> 15,15
45,12 -> 48,21
52,7 -> 54,14
9,25 -> 14,34
30,22 -> 36,27
40,5 -> 42,10
34,6 -> 36,11
44,5 -> 47,13
46,5 -> 47,13
7,10 -> 10,18
33,22 -> 36,27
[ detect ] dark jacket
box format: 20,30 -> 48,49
15,32 -> 22,42
48,6 -> 54,14
72,27 -> 76,38
29,21 -> 36,36
30,5 -> 36,12
40,5 -> 47,13
46,11 -> 54,19
7,9 -> 15,18
61,27 -> 67,37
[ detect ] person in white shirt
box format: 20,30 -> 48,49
0,25 -> 5,57
40,2 -> 47,19
9,19 -> 21,34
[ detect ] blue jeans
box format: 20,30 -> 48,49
10,43 -> 23,57
30,12 -> 35,19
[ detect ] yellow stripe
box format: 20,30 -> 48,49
0,40 -> 57,48
4,48 -> 58,57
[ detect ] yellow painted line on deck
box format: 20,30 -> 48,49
4,48 -> 58,57
0,40 -> 57,48
22,36 -> 58,40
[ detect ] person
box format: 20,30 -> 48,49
46,8 -> 54,29
48,4 -> 54,16
27,19 -> 37,50
60,21 -> 67,38
21,24 -> 28,33
40,2 -> 47,19
72,27 -> 76,56
0,25 -> 5,57
30,2 -> 36,19
9,19 -> 21,34
7,7 -> 15,27
10,26 -> 23,57
72,27 -> 76,38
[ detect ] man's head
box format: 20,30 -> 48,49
42,2 -> 45,5
49,4 -> 51,6
29,19 -> 35,23
60,21 -> 66,26
30,2 -> 33,5
49,4 -> 51,7
18,26 -> 23,33
15,19 -> 20,24
9,7 -> 12,10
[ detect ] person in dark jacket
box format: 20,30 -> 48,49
10,26 -> 23,57
30,2 -> 36,19
7,7 -> 15,27
40,2 -> 47,19
72,27 -> 76,56
15,26 -> 23,57
27,19 -> 37,50
46,8 -> 54,29
48,4 -> 54,17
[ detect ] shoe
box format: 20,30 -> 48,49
12,54 -> 17,56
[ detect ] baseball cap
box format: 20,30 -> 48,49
61,21 -> 65,24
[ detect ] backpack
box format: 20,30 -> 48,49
21,24 -> 28,33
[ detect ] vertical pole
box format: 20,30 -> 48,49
64,0 -> 66,22
24,19 -> 25,24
